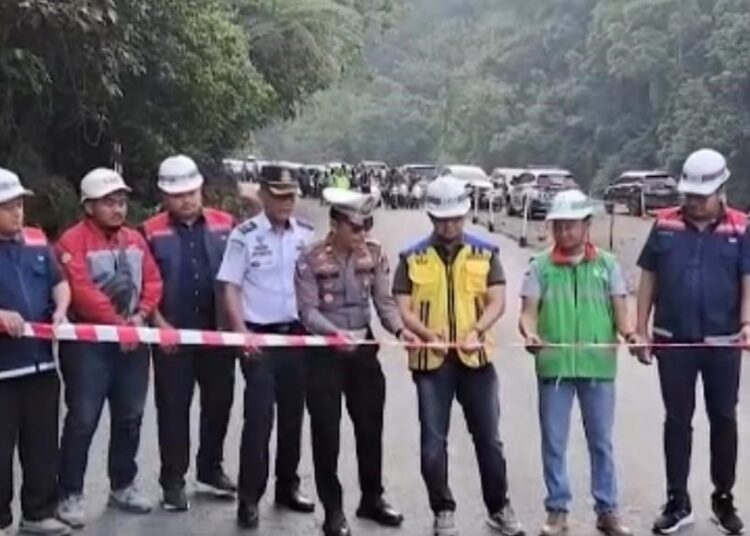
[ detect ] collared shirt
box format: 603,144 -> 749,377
217,212 -> 315,325
174,216 -> 215,329
637,206 -> 750,341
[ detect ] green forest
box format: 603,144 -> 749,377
259,0 -> 750,201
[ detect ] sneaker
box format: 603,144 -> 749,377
652,494 -> 694,534
540,511 -> 568,536
712,492 -> 745,535
18,518 -> 72,536
487,502 -> 525,535
434,510 -> 458,536
196,470 -> 236,498
0,526 -> 7,536
108,483 -> 152,514
162,485 -> 190,512
56,494 -> 85,529
596,512 -> 632,536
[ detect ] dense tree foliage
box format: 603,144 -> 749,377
260,0 -> 750,202
0,0 -> 390,195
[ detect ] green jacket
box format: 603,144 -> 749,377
534,249 -> 619,380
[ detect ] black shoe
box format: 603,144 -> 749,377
712,492 -> 745,535
197,470 -> 237,498
162,485 -> 189,512
356,497 -> 404,527
652,494 -> 694,534
237,501 -> 259,530
323,511 -> 351,536
275,487 -> 315,513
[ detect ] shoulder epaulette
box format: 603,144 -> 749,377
237,219 -> 258,235
296,219 -> 314,231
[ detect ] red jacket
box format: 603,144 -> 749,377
56,218 -> 163,325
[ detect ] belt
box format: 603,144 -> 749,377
245,321 -> 305,335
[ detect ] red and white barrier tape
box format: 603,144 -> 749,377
11,322 -> 749,350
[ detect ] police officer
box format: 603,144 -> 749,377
0,168 -> 72,536
392,175 -> 524,536
142,155 -> 237,511
295,188 -> 418,536
633,149 -> 749,535
217,164 -> 315,529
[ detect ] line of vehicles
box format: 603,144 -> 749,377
222,156 -> 681,221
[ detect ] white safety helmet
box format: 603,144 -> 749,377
80,168 -> 131,203
425,175 -> 471,219
0,168 -> 33,204
546,189 -> 593,221
678,148 -> 730,196
158,154 -> 204,194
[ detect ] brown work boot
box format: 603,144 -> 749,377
540,511 -> 568,536
596,512 -> 632,536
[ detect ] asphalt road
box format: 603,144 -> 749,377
11,199 -> 748,536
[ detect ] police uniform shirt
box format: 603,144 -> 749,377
217,212 -> 315,325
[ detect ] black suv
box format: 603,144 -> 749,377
603,170 -> 679,216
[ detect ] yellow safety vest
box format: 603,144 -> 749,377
405,238 -> 494,371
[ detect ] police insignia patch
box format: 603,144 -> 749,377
238,221 -> 257,234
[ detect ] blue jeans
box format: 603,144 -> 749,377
538,378 -> 618,515
59,342 -> 149,495
413,357 -> 508,514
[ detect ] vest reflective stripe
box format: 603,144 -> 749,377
406,244 -> 492,371
535,250 -> 618,379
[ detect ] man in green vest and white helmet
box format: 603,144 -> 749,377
519,189 -> 634,536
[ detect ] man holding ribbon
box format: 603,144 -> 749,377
217,164 -> 316,530
295,187 -> 417,536
392,175 -> 523,536
633,149 -> 749,535
55,168 -> 163,528
143,155 -> 237,511
519,190 -> 632,536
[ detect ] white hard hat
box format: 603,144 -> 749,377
425,175 -> 471,218
679,148 -> 730,196
158,154 -> 204,194
0,167 -> 33,204
80,168 -> 131,202
546,189 -> 593,221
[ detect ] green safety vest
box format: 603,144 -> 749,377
333,174 -> 350,190
535,249 -> 618,380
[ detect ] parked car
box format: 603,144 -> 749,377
603,170 -> 679,216
399,164 -> 438,182
506,167 -> 578,218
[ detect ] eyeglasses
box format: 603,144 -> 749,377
348,217 -> 374,233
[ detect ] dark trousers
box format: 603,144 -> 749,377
0,372 -> 59,529
153,348 -> 236,488
657,348 -> 741,497
307,344 -> 386,515
413,356 -> 508,514
59,342 -> 149,495
238,323 -> 307,503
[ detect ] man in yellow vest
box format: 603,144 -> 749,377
392,175 -> 523,536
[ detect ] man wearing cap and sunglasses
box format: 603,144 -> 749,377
55,168 -> 163,528
217,164 -> 316,529
295,187 -> 418,536
0,168 -> 72,536
633,148 -> 750,535
142,155 -> 237,511
392,175 -> 523,536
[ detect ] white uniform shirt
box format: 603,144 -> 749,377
217,212 -> 315,325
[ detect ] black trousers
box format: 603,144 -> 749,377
238,323 -> 307,503
657,347 -> 742,497
153,347 -> 236,488
0,372 -> 60,529
307,343 -> 386,515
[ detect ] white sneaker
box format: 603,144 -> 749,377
19,517 -> 72,535
108,483 -> 152,514
56,494 -> 85,529
434,510 -> 459,536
